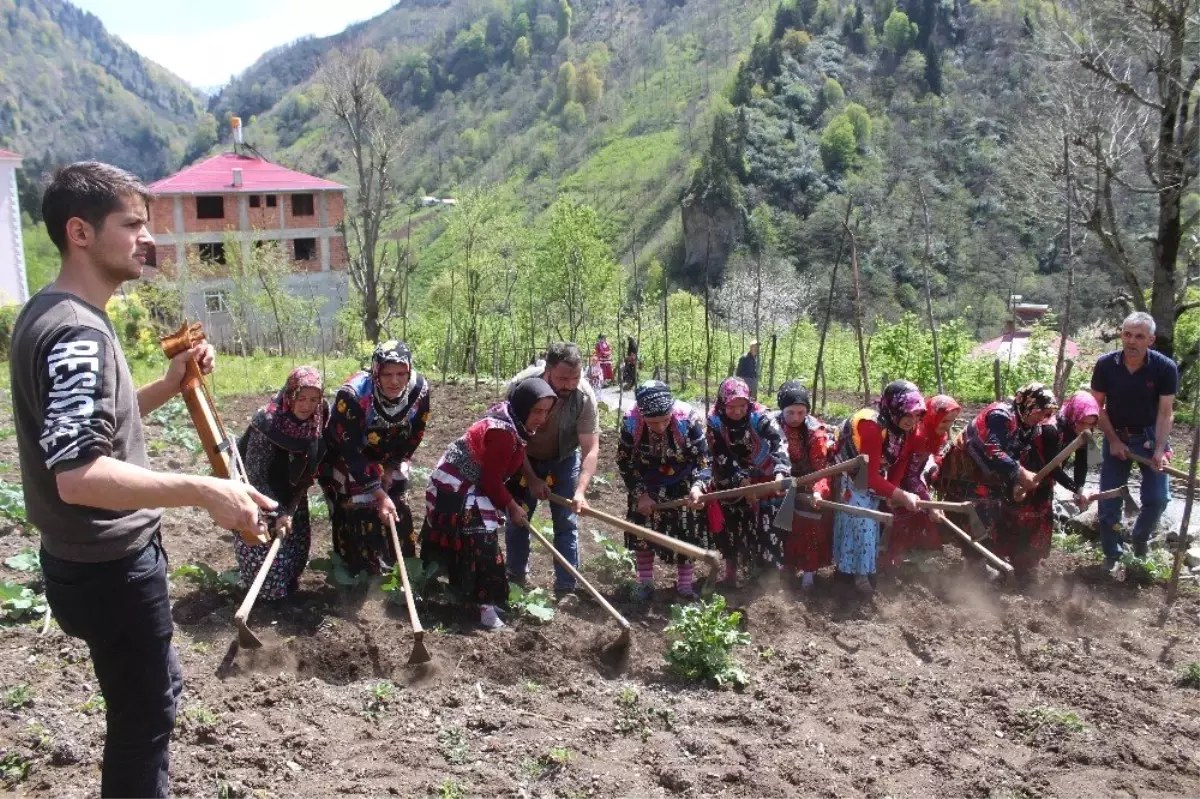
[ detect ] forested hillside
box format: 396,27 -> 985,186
0,0 -> 206,191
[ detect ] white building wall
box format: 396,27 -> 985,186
180,270 -> 350,354
0,161 -> 28,305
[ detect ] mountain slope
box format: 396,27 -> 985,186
209,0 -> 481,127
0,0 -> 204,182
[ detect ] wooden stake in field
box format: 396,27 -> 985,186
917,181 -> 944,394
1166,336 -> 1200,606
843,218 -> 871,407
812,199 -> 852,410
1054,134 -> 1077,398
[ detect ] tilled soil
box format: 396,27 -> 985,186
1,382 -> 1199,798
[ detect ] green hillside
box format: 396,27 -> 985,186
0,0 -> 205,187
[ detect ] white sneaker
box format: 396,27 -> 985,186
480,605 -> 505,630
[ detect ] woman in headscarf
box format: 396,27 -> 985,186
234,367 -> 328,599
595,334 -> 613,384
707,377 -> 791,586
774,381 -> 836,591
880,394 -> 962,571
421,378 -> 557,630
935,382 -> 1059,574
621,336 -> 639,389
617,381 -> 710,600
319,340 -> 432,575
833,380 -> 926,593
1006,389 -> 1100,580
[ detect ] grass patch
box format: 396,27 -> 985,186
130,355 -> 362,399
1015,706 -> 1087,741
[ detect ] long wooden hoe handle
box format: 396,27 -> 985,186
521,521 -> 630,636
1127,451 -> 1198,485
650,457 -> 865,512
1014,432 -> 1092,501
546,494 -> 722,566
387,518 -> 424,637
940,517 -> 1014,575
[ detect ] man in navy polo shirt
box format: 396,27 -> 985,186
1090,311 -> 1178,571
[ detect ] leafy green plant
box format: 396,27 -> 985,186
170,563 -> 241,594
3,550 -> 39,573
381,558 -> 438,602
309,553 -> 370,589
507,583 -> 555,623
363,681 -> 395,722
0,751 -> 30,786
0,480 -> 27,525
1051,532 -> 1092,555
438,726 -> 471,765
0,581 -> 47,623
184,705 -> 220,725
80,693 -> 106,715
438,777 -> 466,799
664,594 -> 751,687
1177,661 -> 1200,689
614,685 -> 674,741
4,684 -> 32,710
1121,551 -> 1171,585
586,529 -> 635,584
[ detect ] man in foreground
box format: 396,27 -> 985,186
505,342 -> 600,597
11,162 -> 275,798
1090,311 -> 1178,572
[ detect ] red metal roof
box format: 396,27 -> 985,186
0,148 -> 21,160
973,331 -> 1080,359
148,152 -> 345,194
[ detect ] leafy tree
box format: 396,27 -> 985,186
819,115 -> 858,173
780,29 -> 811,57
924,39 -> 942,94
821,76 -> 845,109
535,201 -> 619,341
557,0 -> 573,41
554,61 -> 576,109
883,10 -> 918,53
512,35 -> 531,68
844,102 -> 871,146
575,61 -> 604,106
562,100 -> 587,130
183,113 -> 218,165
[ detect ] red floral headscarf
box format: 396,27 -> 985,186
921,394 -> 962,453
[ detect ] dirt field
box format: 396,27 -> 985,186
2,382 -> 1199,799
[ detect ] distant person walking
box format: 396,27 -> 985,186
736,341 -> 760,399
1090,311 -> 1178,572
595,334 -> 614,384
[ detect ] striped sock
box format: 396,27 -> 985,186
636,550 -> 655,584
676,563 -> 694,595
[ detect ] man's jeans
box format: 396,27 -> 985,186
40,536 -> 183,799
505,451 -> 581,591
1098,430 -> 1171,559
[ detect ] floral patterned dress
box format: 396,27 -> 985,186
617,401 -> 711,564
778,413 -> 836,574
420,403 -> 527,606
318,371 -> 430,574
233,371 -> 328,599
707,399 -> 791,570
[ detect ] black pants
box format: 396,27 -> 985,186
41,536 -> 183,798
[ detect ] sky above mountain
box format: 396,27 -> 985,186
72,0 -> 395,90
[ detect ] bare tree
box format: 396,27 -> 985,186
1028,0 -> 1199,360
318,46 -> 406,342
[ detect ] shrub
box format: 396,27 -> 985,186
664,594 -> 751,687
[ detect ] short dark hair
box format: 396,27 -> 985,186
545,342 -> 582,369
41,162 -> 151,254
